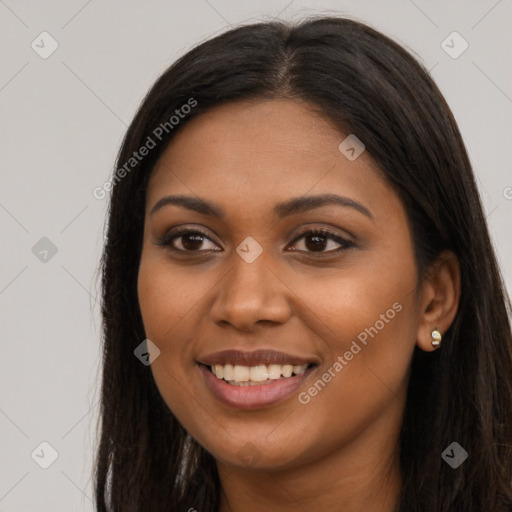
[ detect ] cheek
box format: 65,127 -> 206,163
291,257 -> 418,436
137,252 -> 218,342
292,253 -> 417,350
137,256 -> 218,420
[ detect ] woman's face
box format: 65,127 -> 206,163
138,99 -> 423,471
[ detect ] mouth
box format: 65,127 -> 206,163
196,350 -> 319,409
201,362 -> 316,386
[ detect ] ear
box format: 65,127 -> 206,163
416,250 -> 461,352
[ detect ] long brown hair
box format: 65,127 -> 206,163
94,16 -> 512,511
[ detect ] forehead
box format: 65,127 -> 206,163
146,99 -> 394,222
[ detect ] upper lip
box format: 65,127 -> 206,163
198,349 -> 319,367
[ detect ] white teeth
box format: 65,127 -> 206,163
214,364 -> 224,379
282,365 -> 293,378
210,363 -> 309,384
249,365 -> 268,381
293,365 -> 307,375
233,365 -> 250,382
267,364 -> 282,379
223,364 -> 234,381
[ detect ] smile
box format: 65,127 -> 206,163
208,363 -> 311,385
197,349 -> 320,409
197,357 -> 319,410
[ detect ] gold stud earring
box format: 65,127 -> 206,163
431,328 -> 442,347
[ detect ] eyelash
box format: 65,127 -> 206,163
155,227 -> 354,255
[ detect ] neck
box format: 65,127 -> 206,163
216,412 -> 403,512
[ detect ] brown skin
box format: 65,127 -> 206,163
137,99 -> 460,512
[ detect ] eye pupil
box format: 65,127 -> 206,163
305,233 -> 328,252
182,233 -> 204,251
159,228 -> 350,255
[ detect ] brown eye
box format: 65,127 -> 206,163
156,229 -> 220,252
155,227 -> 353,255
289,229 -> 353,254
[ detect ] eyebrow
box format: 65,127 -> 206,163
149,193 -> 373,220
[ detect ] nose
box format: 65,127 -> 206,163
208,248 -> 292,332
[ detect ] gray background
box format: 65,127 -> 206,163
1,1 -> 511,510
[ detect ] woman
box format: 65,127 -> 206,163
94,16 -> 512,511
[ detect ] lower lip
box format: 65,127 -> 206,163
198,364 -> 315,410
